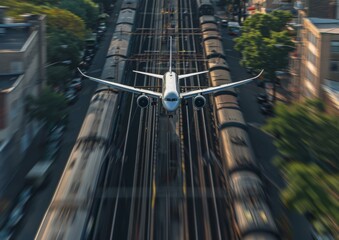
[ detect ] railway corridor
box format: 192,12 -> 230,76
90,0 -> 231,239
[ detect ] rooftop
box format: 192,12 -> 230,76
308,18 -> 339,34
0,26 -> 30,51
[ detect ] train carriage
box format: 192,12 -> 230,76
196,0 -> 214,16
117,9 -> 136,25
229,171 -> 265,200
121,0 -> 138,10
35,90 -> 118,240
233,200 -> 279,238
219,127 -> 257,174
200,22 -> 219,32
202,30 -> 222,41
199,15 -> 216,25
203,38 -> 225,59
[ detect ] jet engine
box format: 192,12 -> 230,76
193,95 -> 206,109
137,95 -> 150,108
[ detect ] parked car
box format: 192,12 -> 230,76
69,78 -> 82,91
17,186 -> 33,208
256,93 -> 268,103
5,203 -> 25,229
64,88 -> 78,105
98,22 -> 106,32
260,102 -> 274,115
221,19 -> 228,27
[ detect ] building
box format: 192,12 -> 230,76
0,6 -> 46,195
287,1 -> 339,111
299,17 -> 339,111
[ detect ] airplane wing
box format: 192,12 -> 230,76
78,68 -> 162,98
178,70 -> 209,80
180,70 -> 264,99
133,70 -> 163,80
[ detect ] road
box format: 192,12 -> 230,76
219,26 -> 312,240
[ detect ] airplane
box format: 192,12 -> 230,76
78,37 -> 263,112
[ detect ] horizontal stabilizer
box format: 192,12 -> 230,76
178,70 -> 209,80
133,70 -> 163,80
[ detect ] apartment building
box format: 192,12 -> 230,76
0,6 -> 46,195
299,18 -> 339,111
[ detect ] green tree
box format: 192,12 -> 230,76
263,99 -> 339,170
281,162 -> 339,235
46,65 -> 72,89
27,87 -> 68,127
234,11 -> 295,100
47,31 -> 82,68
59,0 -> 99,29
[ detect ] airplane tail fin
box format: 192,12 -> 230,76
169,36 -> 173,73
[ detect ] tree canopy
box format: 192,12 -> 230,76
234,11 -> 294,80
263,99 -> 339,235
26,87 -> 68,127
46,65 -> 72,89
281,162 -> 339,235
263,99 -> 339,170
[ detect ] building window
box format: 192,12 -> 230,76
305,68 -> 316,83
307,31 -> 317,47
306,51 -> 317,66
330,41 -> 339,53
330,61 -> 339,72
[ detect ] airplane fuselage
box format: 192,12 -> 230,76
162,71 -> 180,112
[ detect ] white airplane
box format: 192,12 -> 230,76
78,37 -> 263,112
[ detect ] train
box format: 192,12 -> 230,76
196,0 -> 214,16
34,1 -> 138,239
200,15 -> 281,239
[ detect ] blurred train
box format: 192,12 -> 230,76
35,1 -> 138,239
196,0 -> 214,16
200,14 -> 281,239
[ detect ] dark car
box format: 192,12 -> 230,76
260,102 -> 274,115
69,78 -> 82,91
64,88 -> 78,105
256,93 -> 268,103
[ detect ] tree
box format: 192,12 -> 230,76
26,87 -> 68,127
46,65 -> 72,89
281,162 -> 339,235
47,31 -> 82,68
0,0 -> 86,41
59,0 -> 99,29
262,99 -> 339,170
234,11 -> 295,101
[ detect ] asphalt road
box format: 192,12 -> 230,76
220,28 -> 312,240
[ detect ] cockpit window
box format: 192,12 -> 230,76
165,98 -> 178,102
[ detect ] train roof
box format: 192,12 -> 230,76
201,22 -> 218,32
202,30 -> 221,41
117,9 -> 136,25
208,57 -> 229,71
230,171 -> 265,199
107,37 -> 129,58
121,0 -> 138,10
113,23 -> 133,42
203,38 -> 224,58
233,200 -> 278,236
199,15 -> 216,24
